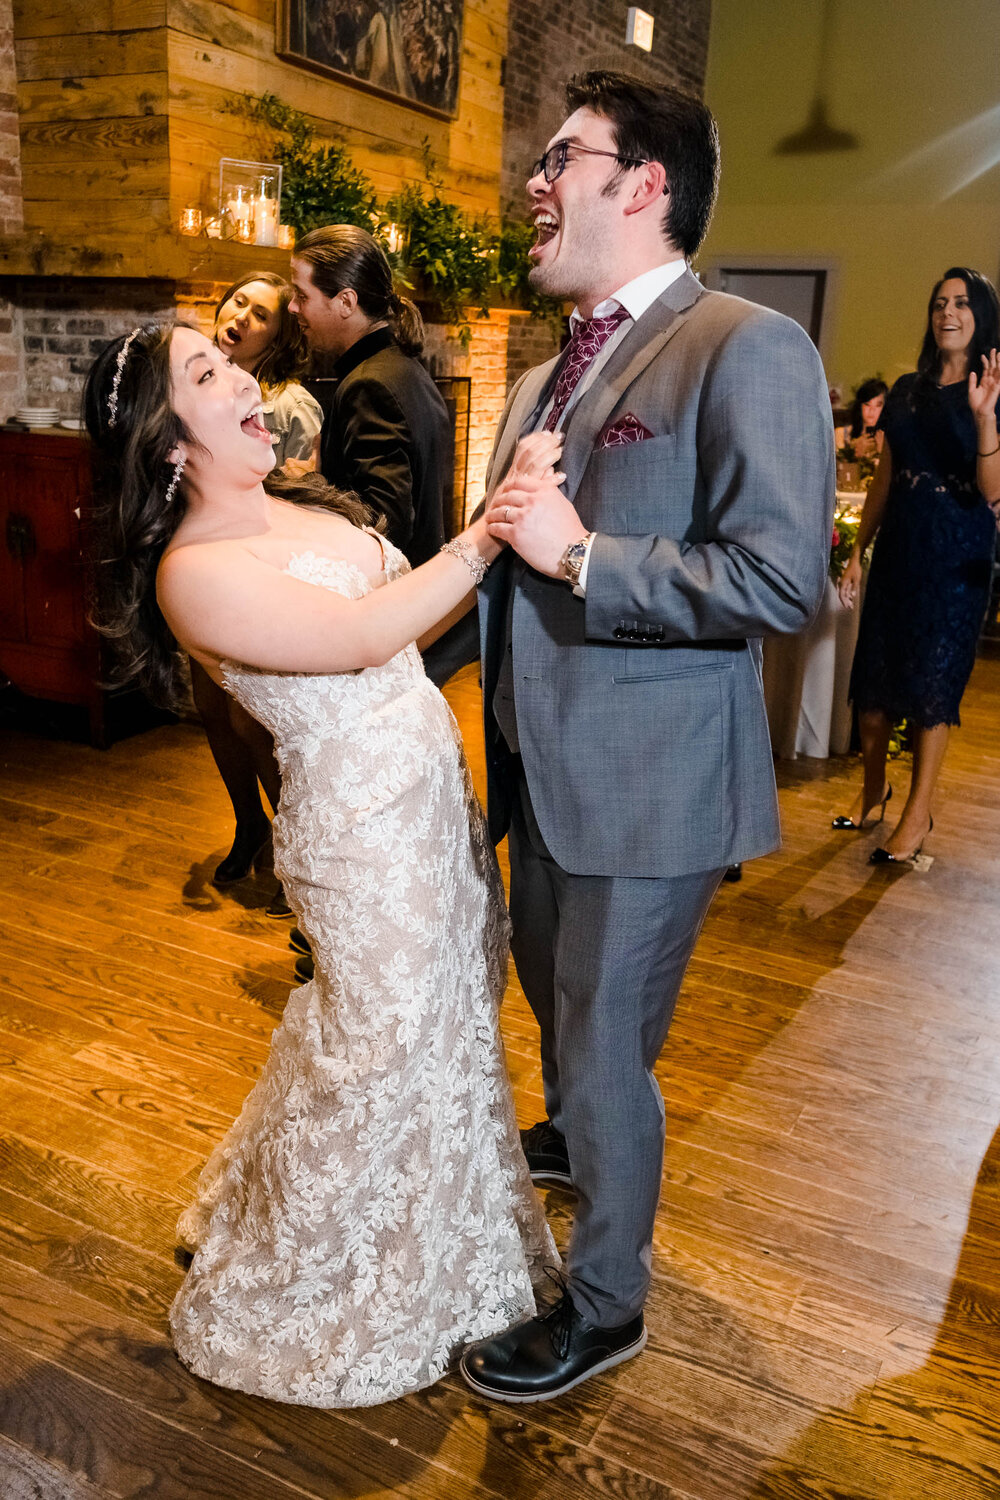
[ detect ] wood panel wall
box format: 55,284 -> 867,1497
9,0 -> 506,278
12,0 -> 169,254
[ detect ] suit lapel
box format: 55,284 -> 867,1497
486,354 -> 562,496
559,268 -> 705,501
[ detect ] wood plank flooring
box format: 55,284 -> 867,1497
1,659 -> 999,1500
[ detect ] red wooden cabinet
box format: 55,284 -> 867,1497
0,429 -> 105,744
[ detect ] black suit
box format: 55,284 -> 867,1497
320,327 -> 451,568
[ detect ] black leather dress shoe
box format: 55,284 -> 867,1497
265,883 -> 293,918
288,926 -> 311,956
293,954 -> 314,984
723,863 -> 743,882
520,1120 -> 573,1187
460,1292 -> 646,1402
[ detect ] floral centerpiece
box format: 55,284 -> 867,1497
829,508 -> 862,581
836,438 -> 877,492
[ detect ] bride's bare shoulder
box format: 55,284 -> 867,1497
156,538 -> 261,618
159,534 -> 252,577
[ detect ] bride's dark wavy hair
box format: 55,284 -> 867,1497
84,322 -> 193,707
84,322 -> 379,707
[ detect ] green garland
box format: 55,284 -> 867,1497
230,94 -> 560,345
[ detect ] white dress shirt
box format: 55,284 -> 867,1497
534,258 -> 689,592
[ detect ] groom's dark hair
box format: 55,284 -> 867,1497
564,70 -> 720,258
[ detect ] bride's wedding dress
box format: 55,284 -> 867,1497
170,538 -> 556,1407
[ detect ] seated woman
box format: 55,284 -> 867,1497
194,273 -> 324,899
835,377 -> 889,461
83,321 -> 560,1408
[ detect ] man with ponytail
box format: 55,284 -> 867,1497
290,225 -> 452,569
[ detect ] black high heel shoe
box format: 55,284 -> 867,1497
869,816 -> 933,865
212,827 -> 272,887
832,783 -> 892,830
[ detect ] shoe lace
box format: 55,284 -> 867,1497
539,1268 -> 576,1360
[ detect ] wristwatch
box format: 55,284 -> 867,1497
559,533 -> 592,588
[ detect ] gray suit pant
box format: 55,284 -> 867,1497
507,768 -> 724,1328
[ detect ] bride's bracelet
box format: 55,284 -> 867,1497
441,536 -> 489,585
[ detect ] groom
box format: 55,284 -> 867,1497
460,71 -> 834,1402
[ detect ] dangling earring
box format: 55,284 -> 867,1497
163,456 -> 185,505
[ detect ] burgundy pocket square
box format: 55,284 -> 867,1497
598,413 -> 655,448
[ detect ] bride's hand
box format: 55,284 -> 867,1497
508,431 -> 564,480
461,513 -> 505,565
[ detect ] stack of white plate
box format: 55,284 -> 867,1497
16,406 -> 60,427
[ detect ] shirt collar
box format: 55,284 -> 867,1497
569,258 -> 688,331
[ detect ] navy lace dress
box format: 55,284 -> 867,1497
849,373 -> 998,727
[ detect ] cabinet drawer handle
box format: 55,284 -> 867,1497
5,513 -> 36,561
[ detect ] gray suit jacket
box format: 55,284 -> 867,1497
478,269 -> 835,878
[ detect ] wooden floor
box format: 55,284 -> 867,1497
1,660 -> 999,1500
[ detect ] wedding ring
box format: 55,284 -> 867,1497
504,506 -> 510,523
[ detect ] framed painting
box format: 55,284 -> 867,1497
279,0 -> 465,120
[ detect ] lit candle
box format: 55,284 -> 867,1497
255,195 -> 278,247
277,223 -> 295,250
179,206 -> 202,236
385,221 -> 405,255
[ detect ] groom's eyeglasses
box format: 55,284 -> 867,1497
530,139 -> 649,184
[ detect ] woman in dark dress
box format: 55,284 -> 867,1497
835,267 -> 1000,862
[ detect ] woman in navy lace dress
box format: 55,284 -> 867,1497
835,268 -> 1000,863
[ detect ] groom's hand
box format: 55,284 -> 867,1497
485,474 -> 584,579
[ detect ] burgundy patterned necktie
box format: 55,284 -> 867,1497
543,305 -> 630,432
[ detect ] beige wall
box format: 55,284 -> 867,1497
700,0 -> 1000,393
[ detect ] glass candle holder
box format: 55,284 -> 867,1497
179,206 -> 203,236
277,223 -> 296,250
219,158 -> 283,249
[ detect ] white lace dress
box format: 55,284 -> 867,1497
169,541 -> 557,1407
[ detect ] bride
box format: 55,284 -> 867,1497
83,321 -> 560,1408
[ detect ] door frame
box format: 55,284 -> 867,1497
699,255 -> 839,363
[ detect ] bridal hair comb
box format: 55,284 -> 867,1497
107,326 -> 146,428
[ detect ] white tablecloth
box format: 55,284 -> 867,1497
762,575 -> 863,759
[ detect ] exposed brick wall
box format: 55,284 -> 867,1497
0,288 -> 21,419
17,280 -> 176,414
5,278 -> 523,520
505,315 -> 563,395
424,312 -> 518,516
502,0 -> 712,210
0,0 -> 21,237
